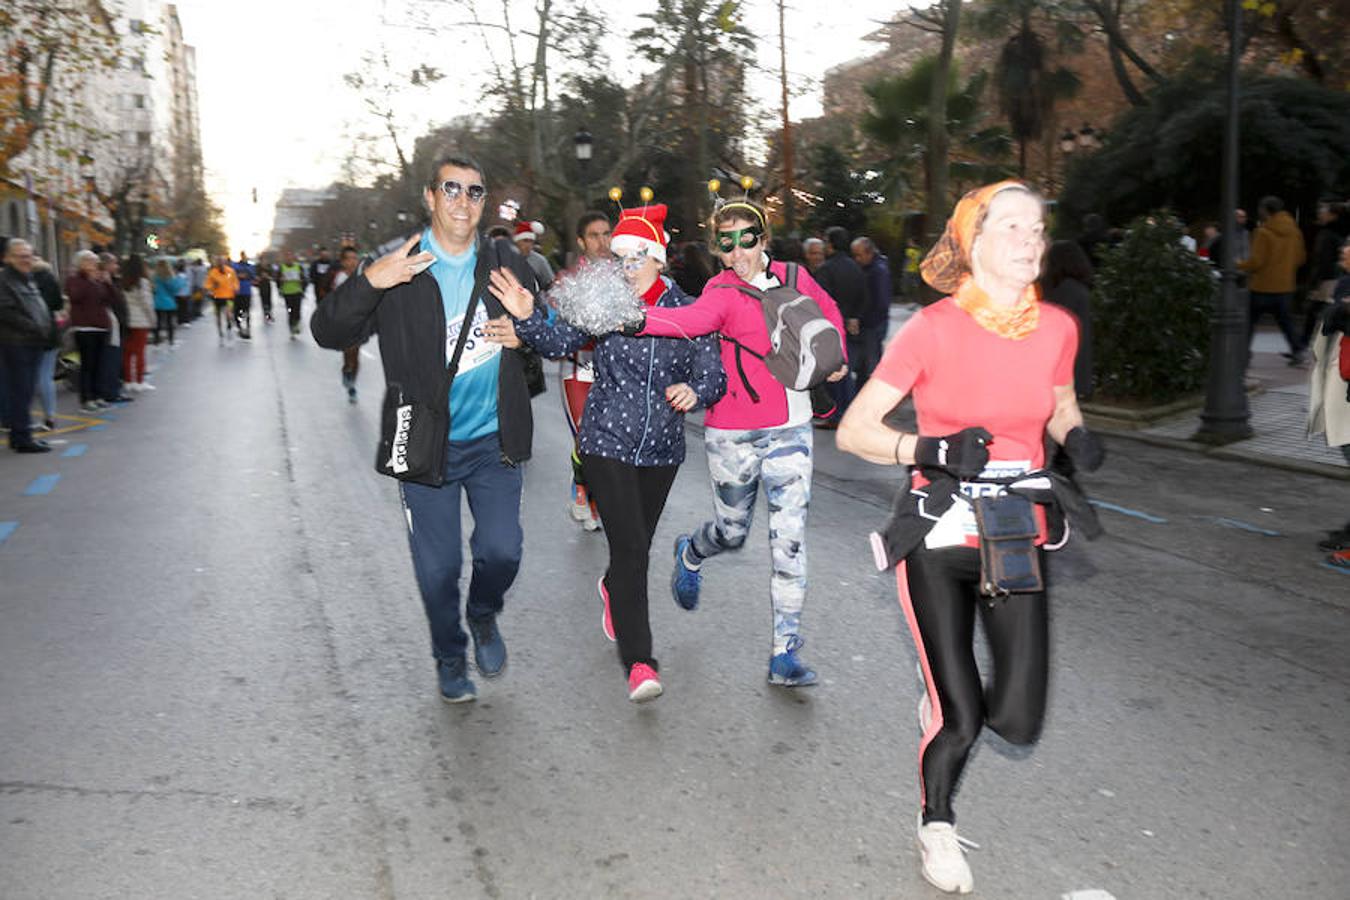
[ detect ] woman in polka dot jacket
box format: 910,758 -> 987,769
490,203 -> 726,703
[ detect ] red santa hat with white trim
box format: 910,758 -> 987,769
513,220 -> 544,243
609,204 -> 669,264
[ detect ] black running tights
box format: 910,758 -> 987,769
900,544 -> 1048,825
581,454 -> 678,672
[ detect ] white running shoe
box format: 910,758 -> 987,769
917,816 -> 975,894
139,382 -> 156,391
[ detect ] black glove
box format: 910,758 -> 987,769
617,311 -> 646,337
915,427 -> 993,478
1063,426 -> 1105,473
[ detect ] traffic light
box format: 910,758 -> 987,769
146,233 -> 160,250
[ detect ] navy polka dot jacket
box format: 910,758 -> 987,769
515,276 -> 726,467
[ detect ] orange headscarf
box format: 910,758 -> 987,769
920,180 -> 1041,340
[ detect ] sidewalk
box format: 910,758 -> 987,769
1119,328 -> 1348,477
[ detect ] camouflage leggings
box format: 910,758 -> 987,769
690,423 -> 813,653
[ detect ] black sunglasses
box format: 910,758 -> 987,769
438,180 -> 486,204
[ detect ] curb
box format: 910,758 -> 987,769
1097,426 -> 1350,481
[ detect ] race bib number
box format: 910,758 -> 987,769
446,302 -> 502,374
924,459 -> 1032,549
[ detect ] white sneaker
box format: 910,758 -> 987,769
917,816 -> 975,894
139,382 -> 156,391
126,382 -> 142,393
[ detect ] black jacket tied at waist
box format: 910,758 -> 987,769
869,466 -> 1103,571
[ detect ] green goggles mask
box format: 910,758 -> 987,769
715,226 -> 764,254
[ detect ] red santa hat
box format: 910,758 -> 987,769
609,204 -> 669,264
513,220 -> 544,243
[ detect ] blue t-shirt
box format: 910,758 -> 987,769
233,261 -> 256,297
422,228 -> 500,441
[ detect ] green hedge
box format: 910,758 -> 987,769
1091,214 -> 1216,403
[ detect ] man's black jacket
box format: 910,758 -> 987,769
814,252 -> 868,321
310,235 -> 539,465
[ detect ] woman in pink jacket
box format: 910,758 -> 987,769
637,199 -> 847,686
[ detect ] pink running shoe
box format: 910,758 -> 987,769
627,663 -> 663,703
598,576 -> 616,642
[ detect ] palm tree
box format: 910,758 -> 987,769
861,55 -> 1012,211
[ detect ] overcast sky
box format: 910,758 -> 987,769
172,0 -> 912,251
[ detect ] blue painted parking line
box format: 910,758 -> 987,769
1210,516 -> 1281,537
1088,500 -> 1168,524
0,522 -> 16,545
62,443 -> 88,458
23,474 -> 61,496
87,424 -> 107,431
1321,562 -> 1350,575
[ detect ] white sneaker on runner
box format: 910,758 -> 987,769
917,816 -> 975,894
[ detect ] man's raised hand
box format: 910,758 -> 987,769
364,234 -> 435,291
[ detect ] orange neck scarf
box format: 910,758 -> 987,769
954,277 -> 1040,340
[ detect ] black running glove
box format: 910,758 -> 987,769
1063,426 -> 1105,473
618,311 -> 646,337
914,427 -> 993,478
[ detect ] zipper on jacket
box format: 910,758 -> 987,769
635,326 -> 657,464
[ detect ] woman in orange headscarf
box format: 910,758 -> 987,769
837,181 -> 1105,894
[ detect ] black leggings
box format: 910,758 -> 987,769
283,294 -> 303,331
899,544 -> 1048,824
582,454 -> 678,671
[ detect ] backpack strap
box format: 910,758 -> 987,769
782,261 -> 799,291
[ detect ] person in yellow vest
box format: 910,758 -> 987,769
277,249 -> 308,339
203,256 -> 240,345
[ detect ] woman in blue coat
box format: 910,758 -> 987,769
489,204 -> 725,703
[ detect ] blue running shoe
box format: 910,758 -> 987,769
671,535 -> 701,611
467,616 -> 507,678
768,636 -> 818,687
437,657 -> 478,703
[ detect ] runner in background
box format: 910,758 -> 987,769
559,211 -> 612,531
330,246 -> 363,403
278,249 -> 307,339
232,251 -> 256,339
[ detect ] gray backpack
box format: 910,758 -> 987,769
727,263 -> 845,399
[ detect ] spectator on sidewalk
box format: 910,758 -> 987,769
812,225 -> 866,426
512,221 -> 555,289
121,254 -> 154,392
850,236 -> 893,389
153,259 -> 178,347
172,259 -> 191,327
0,239 -> 57,452
31,254 -> 64,432
1042,240 -> 1095,401
1239,195 -> 1307,366
803,237 -> 825,273
1302,201 -> 1349,353
97,253 -> 132,404
66,250 -> 112,412
1308,237 -> 1350,567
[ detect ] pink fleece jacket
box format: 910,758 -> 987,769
639,260 -> 847,429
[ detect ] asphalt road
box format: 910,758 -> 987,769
1,302 -> 1347,899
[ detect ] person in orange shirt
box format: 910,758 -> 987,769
203,255 -> 240,345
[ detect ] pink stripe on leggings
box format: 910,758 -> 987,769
896,559 -> 943,811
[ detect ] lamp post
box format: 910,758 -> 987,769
573,126 -> 594,200
1196,0 -> 1252,443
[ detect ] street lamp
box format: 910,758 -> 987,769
574,126 -> 593,185
1195,0 -> 1252,443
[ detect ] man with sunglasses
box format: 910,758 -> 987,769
311,154 -> 542,705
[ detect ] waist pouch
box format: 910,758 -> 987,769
376,384 -> 449,486
972,493 -> 1043,596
